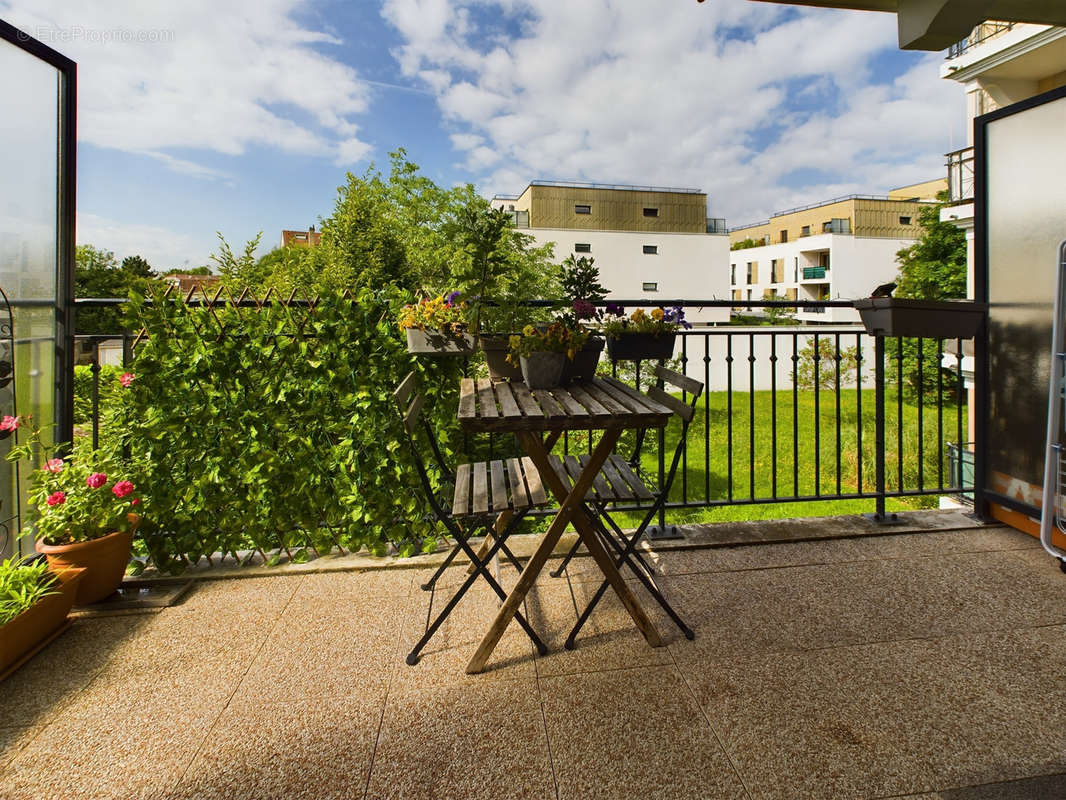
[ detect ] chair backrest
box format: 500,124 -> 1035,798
633,365 -> 704,493
392,372 -> 454,517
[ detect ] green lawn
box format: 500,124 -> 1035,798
552,385 -> 967,526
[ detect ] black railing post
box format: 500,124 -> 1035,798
867,334 -> 899,524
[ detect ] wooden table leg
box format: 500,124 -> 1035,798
465,429 -> 662,674
521,431 -> 664,650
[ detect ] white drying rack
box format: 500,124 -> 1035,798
1039,241 -> 1066,567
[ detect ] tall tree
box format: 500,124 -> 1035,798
892,192 -> 968,399
75,245 -> 159,334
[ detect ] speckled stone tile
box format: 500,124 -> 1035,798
392,568 -> 538,684
168,699 -> 384,800
681,645 -> 938,800
170,574 -> 304,617
0,726 -> 39,769
863,628 -> 1066,791
938,773 -> 1066,798
0,703 -> 219,800
526,576 -> 675,678
540,664 -> 748,800
662,571 -> 803,665
366,679 -> 554,800
0,616 -> 147,728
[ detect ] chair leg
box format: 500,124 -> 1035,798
408,525 -> 548,665
549,535 -> 584,577
421,539 -> 465,591
565,503 -> 693,650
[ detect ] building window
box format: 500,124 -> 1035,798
731,264 -> 736,285
643,207 -> 658,217
899,215 -> 912,225
746,262 -> 754,284
574,243 -> 591,253
793,257 -> 798,282
801,225 -> 810,237
780,229 -> 788,243
642,282 -> 658,292
574,204 -> 591,214
642,245 -> 658,255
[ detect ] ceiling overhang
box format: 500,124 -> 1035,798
748,0 -> 1066,50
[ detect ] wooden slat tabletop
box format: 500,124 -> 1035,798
458,380 -> 670,433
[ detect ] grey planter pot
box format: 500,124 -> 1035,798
520,351 -> 566,389
561,336 -> 604,384
854,298 -> 987,339
405,327 -> 475,356
479,335 -> 524,381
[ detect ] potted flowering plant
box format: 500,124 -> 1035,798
0,557 -> 84,679
603,305 -> 691,361
508,321 -> 590,389
556,254 -> 608,382
6,421 -> 142,605
397,292 -> 475,355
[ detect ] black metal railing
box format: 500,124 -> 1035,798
946,146 -> 975,204
73,297 -> 973,529
947,21 -> 1014,59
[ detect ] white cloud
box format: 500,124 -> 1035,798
1,0 -> 375,176
77,212 -> 212,271
381,0 -> 966,224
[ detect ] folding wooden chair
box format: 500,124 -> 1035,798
547,365 -> 704,649
392,372 -> 549,665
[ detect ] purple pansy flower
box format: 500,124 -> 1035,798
605,302 -> 625,317
444,291 -> 462,306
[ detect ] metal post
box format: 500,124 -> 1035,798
865,335 -> 900,524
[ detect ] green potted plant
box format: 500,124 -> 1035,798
0,556 -> 84,679
603,304 -> 690,361
557,254 -> 608,382
397,292 -> 475,355
508,321 -> 589,389
7,421 -> 142,605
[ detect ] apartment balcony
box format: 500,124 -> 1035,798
947,146 -> 975,204
801,266 -> 830,282
946,21 -> 1015,59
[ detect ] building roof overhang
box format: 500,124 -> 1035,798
746,0 -> 1066,50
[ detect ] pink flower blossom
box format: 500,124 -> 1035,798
112,480 -> 134,498
86,472 -> 107,489
46,491 -> 66,506
119,372 -> 135,388
131,498 -> 141,506
44,458 -> 64,474
0,415 -> 19,432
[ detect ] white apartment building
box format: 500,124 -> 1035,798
727,184 -> 944,324
490,181 -> 730,325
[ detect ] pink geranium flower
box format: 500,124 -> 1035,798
46,491 -> 66,506
44,458 -> 64,474
86,472 -> 107,489
131,498 -> 141,506
120,372 -> 135,388
0,415 -> 19,432
112,480 -> 134,498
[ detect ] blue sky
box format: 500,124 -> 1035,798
1,0 -> 965,270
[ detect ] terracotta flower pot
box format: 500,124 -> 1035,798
0,567 -> 84,679
36,521 -> 137,605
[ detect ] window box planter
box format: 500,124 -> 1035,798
606,332 -> 677,361
0,567 -> 84,681
404,327 -> 475,356
520,351 -> 566,389
479,335 -> 524,381
854,298 -> 987,339
561,336 -> 604,384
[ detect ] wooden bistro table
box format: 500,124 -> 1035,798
458,376 -> 673,674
